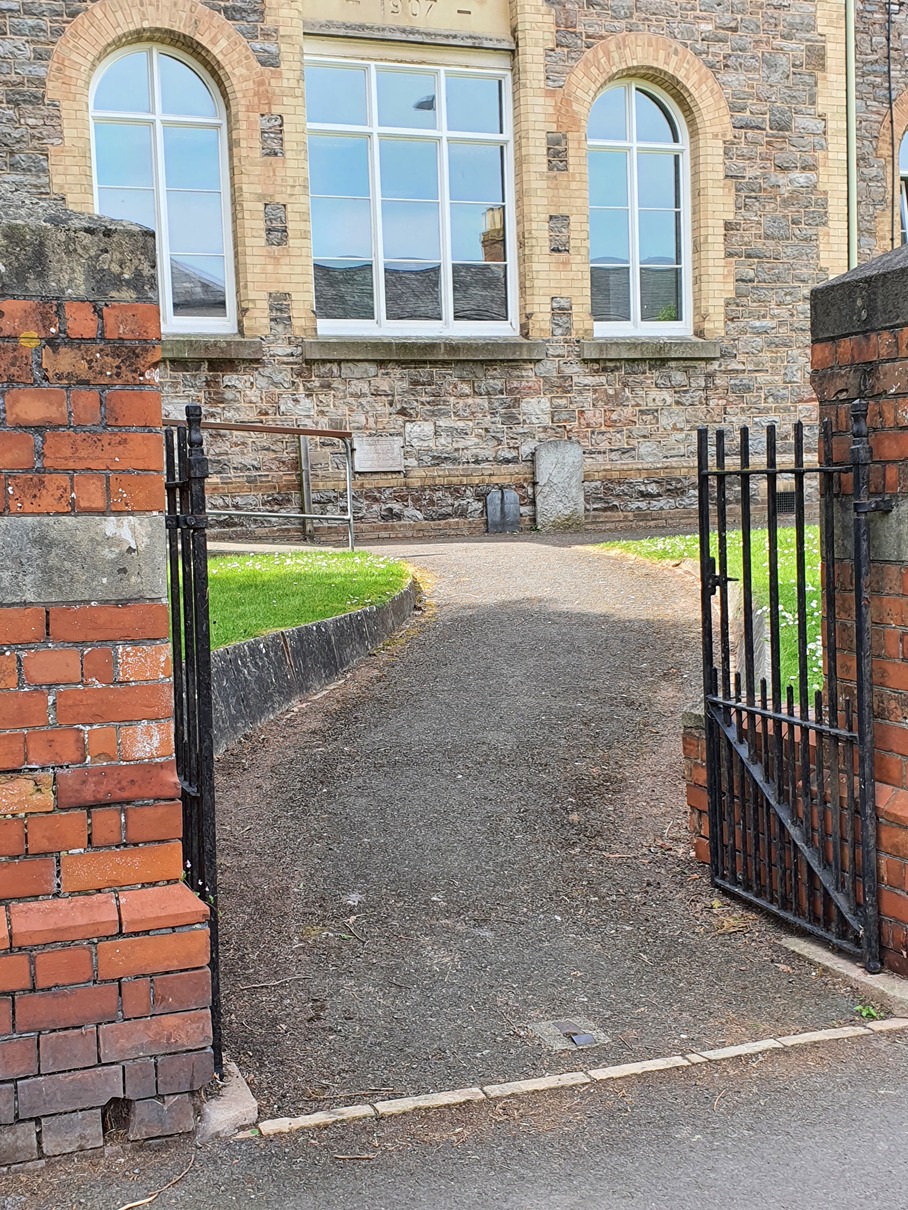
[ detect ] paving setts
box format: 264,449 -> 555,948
244,1021 -> 908,1138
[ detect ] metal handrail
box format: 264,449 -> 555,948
164,417 -> 355,550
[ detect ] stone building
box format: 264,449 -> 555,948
1,0 -> 906,536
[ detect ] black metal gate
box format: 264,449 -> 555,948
164,404 -> 221,1067
697,402 -> 883,972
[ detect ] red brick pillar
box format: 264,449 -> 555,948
0,203 -> 212,1167
812,251 -> 908,975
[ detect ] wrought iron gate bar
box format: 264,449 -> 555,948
697,408 -> 881,972
164,405 -> 222,1072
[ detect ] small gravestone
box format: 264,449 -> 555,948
534,439 -> 585,531
486,488 -> 520,533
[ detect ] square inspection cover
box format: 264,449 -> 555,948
529,1018 -> 611,1052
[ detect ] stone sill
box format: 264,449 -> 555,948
301,338 -> 547,362
581,338 -> 722,361
162,336 -> 263,361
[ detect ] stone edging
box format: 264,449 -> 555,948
211,580 -> 417,754
239,1019 -> 908,1138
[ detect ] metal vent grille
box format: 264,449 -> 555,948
776,490 -> 797,515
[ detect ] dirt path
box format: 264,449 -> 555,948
214,534 -> 862,1120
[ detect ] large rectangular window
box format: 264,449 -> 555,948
305,58 -> 516,336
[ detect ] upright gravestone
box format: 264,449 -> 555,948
486,487 -> 520,533
534,439 -> 585,531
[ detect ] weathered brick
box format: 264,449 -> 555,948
15,984 -> 119,1033
0,300 -> 57,339
105,389 -> 162,427
34,946 -> 93,990
40,1107 -> 103,1157
0,818 -> 25,856
27,808 -> 89,855
102,305 -> 161,342
123,1057 -> 157,1100
41,344 -> 159,388
61,842 -> 183,893
99,1009 -> 212,1063
127,1093 -> 194,1141
0,954 -> 32,993
55,683 -> 173,726
0,1121 -> 38,1166
1,857 -> 54,898
0,773 -> 54,820
63,303 -> 98,340
56,760 -> 179,808
42,430 -> 163,471
0,692 -> 48,729
49,605 -> 169,643
72,474 -> 107,512
0,1084 -> 13,1125
119,884 -> 209,934
90,808 -> 123,846
22,649 -> 81,685
9,894 -> 118,946
5,388 -> 67,426
70,390 -> 101,426
17,1064 -> 123,1118
0,734 -> 26,772
39,1027 -> 98,1075
124,802 -> 182,843
97,930 -> 209,981
0,608 -> 44,644
0,433 -> 36,471
109,474 -> 166,512
121,978 -> 152,1019
116,645 -> 171,683
156,1048 -> 214,1095
82,648 -> 114,685
25,727 -> 86,767
0,1036 -> 37,1080
0,344 -> 34,383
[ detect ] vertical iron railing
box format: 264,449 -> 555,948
697,410 -> 882,971
164,404 -> 222,1070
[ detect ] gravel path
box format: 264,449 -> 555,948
211,535 -> 863,1120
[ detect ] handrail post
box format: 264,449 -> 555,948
298,435 -> 313,544
343,438 -> 355,552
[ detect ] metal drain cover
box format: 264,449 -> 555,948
529,1018 -> 611,1052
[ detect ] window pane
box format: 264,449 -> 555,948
589,208 -> 630,264
452,263 -> 507,320
588,87 -> 627,141
384,262 -> 441,320
314,260 -> 374,320
306,65 -> 368,127
900,131 -> 908,175
163,127 -> 221,191
451,203 -> 506,262
167,192 -> 224,255
160,54 -> 216,117
377,71 -> 437,129
97,187 -> 156,230
590,266 -> 631,321
93,52 -> 151,113
637,153 -> 679,209
311,196 -> 372,259
588,150 -> 628,207
171,255 -> 226,316
381,201 -> 440,261
93,123 -> 154,188
635,88 -> 677,143
446,76 -> 502,133
308,135 -> 370,198
638,209 -> 680,265
448,143 -> 504,203
379,139 -> 438,200
640,267 -> 681,321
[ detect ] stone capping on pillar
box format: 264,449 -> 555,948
0,193 -> 214,1169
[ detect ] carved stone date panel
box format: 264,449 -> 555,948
303,0 -> 511,40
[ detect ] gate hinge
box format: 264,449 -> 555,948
854,496 -> 894,515
707,572 -> 739,595
165,514 -> 209,530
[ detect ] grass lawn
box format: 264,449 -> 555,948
207,548 -> 412,650
599,528 -> 824,693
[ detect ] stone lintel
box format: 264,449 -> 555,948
580,338 -> 722,361
300,338 -> 547,362
303,20 -> 515,51
0,515 -> 166,605
162,337 -> 264,362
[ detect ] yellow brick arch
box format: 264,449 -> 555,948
45,0 -> 304,337
555,33 -> 734,340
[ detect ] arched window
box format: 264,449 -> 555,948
588,81 -> 690,335
91,46 -> 235,334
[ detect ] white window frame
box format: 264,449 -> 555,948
305,55 -> 518,338
588,80 -> 692,338
89,44 -> 237,336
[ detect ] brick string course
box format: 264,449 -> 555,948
0,296 -> 213,1168
684,323 -> 908,977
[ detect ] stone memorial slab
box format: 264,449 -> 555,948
534,439 -> 585,531
353,435 -> 405,474
486,487 -> 520,533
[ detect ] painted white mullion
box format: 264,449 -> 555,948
628,85 -> 641,331
149,48 -> 175,331
437,68 -> 454,333
368,64 -> 386,328
499,69 -> 518,334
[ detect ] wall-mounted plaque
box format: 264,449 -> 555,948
352,435 -> 405,474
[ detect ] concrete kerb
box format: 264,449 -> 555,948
241,1020 -> 908,1140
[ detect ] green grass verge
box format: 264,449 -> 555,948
598,528 -> 824,693
207,549 -> 412,650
